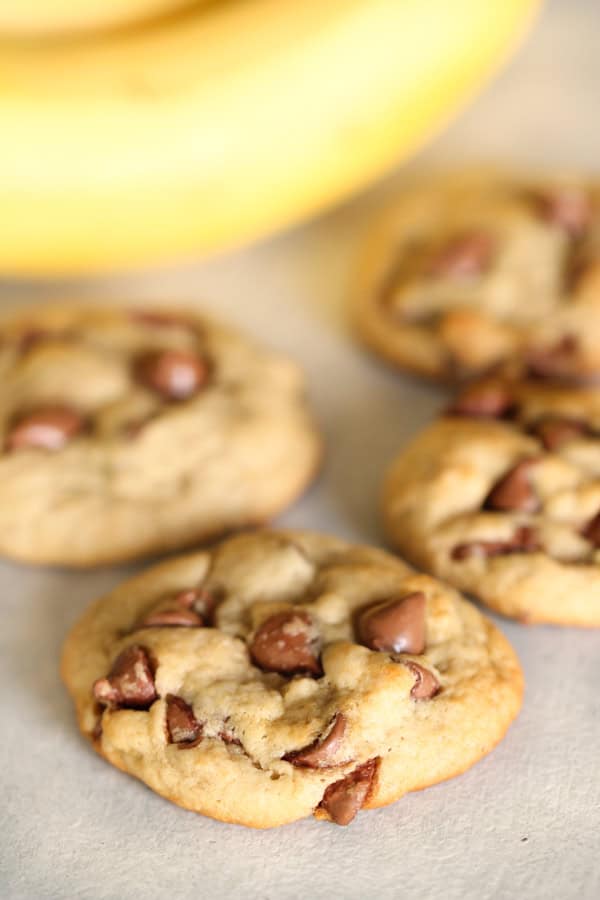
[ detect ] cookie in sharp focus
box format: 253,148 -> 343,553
0,303 -> 321,566
382,376 -> 600,625
61,529 -> 523,828
352,169 -> 600,382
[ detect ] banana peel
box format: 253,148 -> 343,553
0,0 -> 542,275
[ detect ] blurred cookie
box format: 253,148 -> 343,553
353,170 -> 600,382
383,378 -> 600,624
62,530 -> 523,828
0,303 -> 321,566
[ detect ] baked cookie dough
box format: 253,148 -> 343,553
353,170 -> 600,382
0,1 -> 196,35
61,529 -> 523,828
0,304 -> 321,566
383,378 -> 600,625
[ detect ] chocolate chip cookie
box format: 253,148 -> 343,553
383,378 -> 600,624
61,530 -> 523,828
352,170 -> 600,382
0,304 -> 321,566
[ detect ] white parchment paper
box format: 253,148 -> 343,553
1,1 -> 599,897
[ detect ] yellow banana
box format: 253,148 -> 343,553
0,1 -> 197,35
0,0 -> 541,276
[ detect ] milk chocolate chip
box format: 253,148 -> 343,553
527,335 -> 580,381
6,406 -> 85,452
135,349 -> 209,400
138,586 -> 215,628
139,608 -> 204,628
530,417 -> 588,451
452,525 -> 540,560
319,758 -> 379,826
428,231 -> 495,279
357,592 -> 426,655
402,661 -> 441,700
93,645 -> 157,710
448,381 -> 514,419
535,187 -> 592,238
250,610 -> 321,676
166,695 -> 202,746
484,459 -> 540,513
582,512 -> 600,548
284,713 -> 349,769
130,310 -> 195,330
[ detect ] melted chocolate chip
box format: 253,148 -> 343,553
452,525 -> 541,560
357,592 -> 426,655
139,608 -> 204,628
402,661 -> 441,700
484,459 -> 540,513
535,187 -> 592,238
319,758 -> 379,826
529,417 -> 588,451
218,723 -> 242,746
582,512 -> 600,548
130,310 -> 195,330
284,713 -> 349,769
136,588 -> 216,628
177,587 -> 218,622
448,382 -> 514,419
93,645 -> 157,710
165,695 -> 203,746
527,335 -> 580,381
250,610 -> 321,676
135,349 -> 209,400
428,231 -> 495,279
6,406 -> 86,452
137,586 -> 215,629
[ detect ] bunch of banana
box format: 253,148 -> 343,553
0,0 -> 540,275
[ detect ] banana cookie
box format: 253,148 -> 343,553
61,529 -> 523,828
353,170 -> 600,382
383,378 -> 600,625
0,304 -> 321,566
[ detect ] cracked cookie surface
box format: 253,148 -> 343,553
383,379 -> 600,625
61,529 -> 523,828
353,170 -> 600,382
0,303 -> 321,566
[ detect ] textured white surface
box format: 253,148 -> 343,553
1,0 -> 600,897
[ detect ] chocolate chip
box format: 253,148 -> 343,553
165,695 -> 202,746
452,525 -> 540,560
484,459 -> 540,513
176,587 -> 218,621
93,645 -> 157,710
535,187 -> 592,238
218,722 -> 242,746
135,349 -> 209,400
529,417 -> 588,451
250,610 -> 321,676
428,231 -> 495,279
92,716 -> 103,741
17,328 -> 75,354
138,586 -> 216,629
526,335 -> 580,381
139,608 -> 204,628
401,661 -> 441,700
130,310 -> 195,330
5,406 -> 86,452
18,328 -> 51,354
284,713 -> 349,769
448,381 -> 514,419
319,758 -> 379,826
582,512 -> 600,548
357,592 -> 426,655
